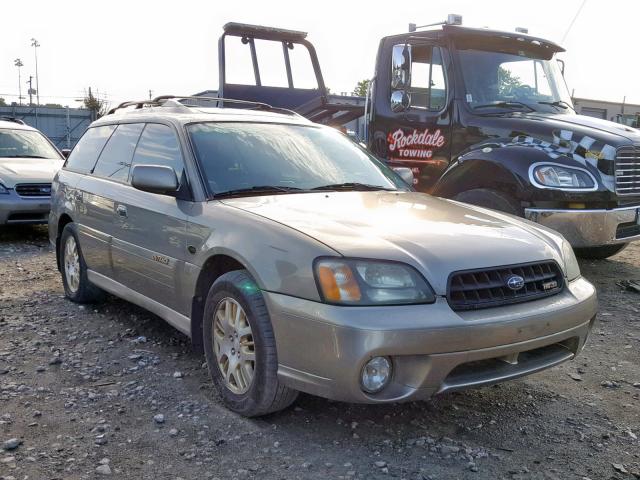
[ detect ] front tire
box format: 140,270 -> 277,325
203,270 -> 298,417
59,223 -> 104,303
574,243 -> 629,259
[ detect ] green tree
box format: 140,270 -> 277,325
83,87 -> 108,118
0,97 -> 6,106
44,103 -> 63,108
497,67 -> 523,96
352,79 -> 370,97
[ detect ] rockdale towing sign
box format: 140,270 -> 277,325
387,128 -> 446,161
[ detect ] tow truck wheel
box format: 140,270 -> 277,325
574,243 -> 629,260
453,189 -> 522,216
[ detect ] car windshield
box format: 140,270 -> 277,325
457,48 -> 573,114
0,128 -> 62,159
187,122 -> 406,197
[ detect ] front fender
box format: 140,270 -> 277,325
187,202 -> 339,303
432,142 -> 607,201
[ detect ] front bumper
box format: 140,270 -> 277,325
265,276 -> 597,403
525,205 -> 640,247
0,190 -> 51,225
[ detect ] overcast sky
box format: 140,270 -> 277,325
1,0 -> 638,109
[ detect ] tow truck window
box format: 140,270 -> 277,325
406,46 -> 447,111
457,49 -> 572,112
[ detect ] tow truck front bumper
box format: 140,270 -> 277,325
525,205 -> 640,247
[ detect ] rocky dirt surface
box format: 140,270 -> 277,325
0,225 -> 638,480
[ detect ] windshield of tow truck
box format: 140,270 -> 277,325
457,48 -> 573,114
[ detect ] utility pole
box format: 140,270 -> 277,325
31,38 -> 40,105
14,58 -> 23,105
65,105 -> 71,149
27,76 -> 34,105
149,89 -> 153,100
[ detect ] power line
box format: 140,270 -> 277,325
561,0 -> 587,44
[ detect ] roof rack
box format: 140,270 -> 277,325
106,95 -> 301,117
0,116 -> 26,125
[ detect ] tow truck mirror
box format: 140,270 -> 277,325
60,148 -> 71,159
390,90 -> 411,112
393,167 -> 414,185
557,59 -> 565,76
391,44 -> 412,89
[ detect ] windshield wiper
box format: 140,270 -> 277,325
1,154 -> 49,158
474,101 -> 536,113
213,185 -> 307,198
311,182 -> 395,192
537,100 -> 576,112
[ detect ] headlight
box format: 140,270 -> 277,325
561,239 -> 581,281
0,182 -> 8,194
314,258 -> 435,305
530,163 -> 596,190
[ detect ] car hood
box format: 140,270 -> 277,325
222,191 -> 566,295
0,157 -> 64,187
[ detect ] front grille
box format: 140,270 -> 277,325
615,146 -> 640,196
447,261 -> 564,311
15,183 -> 52,197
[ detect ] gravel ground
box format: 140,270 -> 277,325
0,225 -> 638,480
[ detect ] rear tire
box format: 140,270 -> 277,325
59,223 -> 104,303
203,270 -> 298,417
574,243 -> 629,260
453,189 -> 522,216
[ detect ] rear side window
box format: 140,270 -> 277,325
65,125 -> 116,173
93,123 -> 144,182
129,124 -> 184,179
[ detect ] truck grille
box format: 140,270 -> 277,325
447,261 -> 564,311
615,146 -> 640,196
15,183 -> 52,197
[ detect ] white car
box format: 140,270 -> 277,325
0,117 -> 65,225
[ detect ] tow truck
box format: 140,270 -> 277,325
215,16 -> 640,259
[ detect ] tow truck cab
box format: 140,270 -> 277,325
217,20 -> 640,259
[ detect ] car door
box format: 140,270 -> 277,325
80,123 -> 144,277
370,42 -> 453,192
110,122 -> 189,314
63,124 -> 117,276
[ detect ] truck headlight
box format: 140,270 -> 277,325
530,163 -> 596,190
561,240 -> 581,281
315,258 -> 435,305
0,182 -> 8,195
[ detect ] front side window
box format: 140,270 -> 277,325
0,128 -> 62,160
187,122 -> 404,196
92,123 -> 144,182
129,124 -> 184,179
457,47 -> 573,113
65,125 -> 116,173
407,45 -> 447,111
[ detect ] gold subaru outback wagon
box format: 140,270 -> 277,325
49,96 -> 597,416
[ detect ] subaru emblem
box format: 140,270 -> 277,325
506,274 -> 525,291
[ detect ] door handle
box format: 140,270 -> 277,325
116,204 -> 128,217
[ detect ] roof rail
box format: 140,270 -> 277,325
106,95 -> 301,117
0,116 -> 26,125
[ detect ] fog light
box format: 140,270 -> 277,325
361,356 -> 392,393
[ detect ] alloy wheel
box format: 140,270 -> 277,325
212,297 -> 256,394
64,236 -> 81,293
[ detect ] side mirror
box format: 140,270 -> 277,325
393,167 -> 414,185
391,44 -> 412,89
131,165 -> 178,195
61,148 -> 71,159
557,58 -> 565,76
390,90 -> 411,112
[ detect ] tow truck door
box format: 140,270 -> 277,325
369,40 -> 454,192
